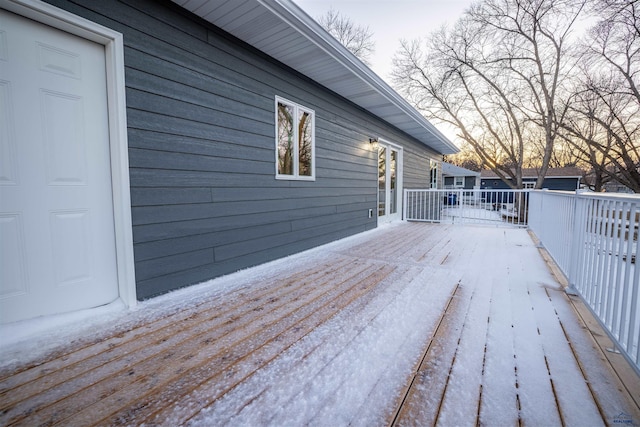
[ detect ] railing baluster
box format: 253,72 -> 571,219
602,201 -> 618,330
402,189 -> 532,227
627,230 -> 639,362
605,201 -> 621,328
620,204 -> 637,348
528,190 -> 640,374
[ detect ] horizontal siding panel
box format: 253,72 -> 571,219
132,205 -> 339,243
135,248 -> 214,281
130,187 -> 213,206
129,168 -> 273,189
127,129 -> 270,163
214,216 -> 371,262
126,88 -> 273,137
134,203 -> 375,261
316,151 -> 376,172
315,168 -> 373,182
209,186 -> 374,203
125,67 -> 272,124
126,110 -> 272,149
134,221 -> 292,262
128,148 -> 273,175
129,168 -> 376,189
337,200 -> 377,214
136,221 -> 371,299
131,195 -> 369,225
291,209 -> 371,231
127,0 -> 210,41
123,34 -> 271,102
125,47 -> 268,111
316,139 -> 376,163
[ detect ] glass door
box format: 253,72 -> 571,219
378,143 -> 402,223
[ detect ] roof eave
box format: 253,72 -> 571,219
171,0 -> 458,155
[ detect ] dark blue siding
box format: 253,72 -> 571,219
541,178 -> 580,190
481,177 -> 580,190
43,0 -> 441,299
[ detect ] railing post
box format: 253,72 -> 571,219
403,189 -> 407,221
566,190 -> 585,295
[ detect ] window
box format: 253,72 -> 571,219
429,159 -> 439,189
454,176 -> 464,188
276,97 -> 315,180
523,182 -> 536,189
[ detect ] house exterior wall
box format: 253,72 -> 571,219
42,0 -> 441,299
404,146 -> 440,189
443,175 -> 477,189
480,177 -> 580,190
443,176 -> 477,189
539,178 -> 580,191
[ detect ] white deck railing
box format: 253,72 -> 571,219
403,189 -> 530,227
529,190 -> 640,374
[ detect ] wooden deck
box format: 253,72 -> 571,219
1,223 -> 638,426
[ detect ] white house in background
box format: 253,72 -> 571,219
442,163 -> 481,189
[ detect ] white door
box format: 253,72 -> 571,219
378,143 -> 402,224
0,10 -> 119,323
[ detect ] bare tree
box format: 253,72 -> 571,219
317,8 -> 375,65
393,0 -> 586,189
445,143 -> 485,171
560,0 -> 640,192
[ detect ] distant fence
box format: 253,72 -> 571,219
403,189 -> 530,227
529,190 -> 640,375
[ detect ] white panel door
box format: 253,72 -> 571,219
0,10 -> 119,323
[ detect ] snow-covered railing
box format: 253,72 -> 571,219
529,190 -> 640,375
403,189 -> 530,227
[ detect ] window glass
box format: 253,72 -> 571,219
378,147 -> 386,217
390,150 -> 397,214
298,109 -> 313,176
277,102 -> 294,176
276,97 -> 315,180
430,159 -> 439,189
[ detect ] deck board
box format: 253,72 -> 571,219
478,276 -> 519,427
0,223 -> 638,426
528,283 -> 603,426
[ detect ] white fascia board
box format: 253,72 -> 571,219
262,0 -> 458,153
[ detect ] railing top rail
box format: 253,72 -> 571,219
530,189 -> 640,202
577,192 -> 639,201
407,188 -> 532,193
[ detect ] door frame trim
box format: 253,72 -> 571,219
3,0 -> 137,309
377,139 -> 403,224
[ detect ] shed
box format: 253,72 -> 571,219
0,0 -> 457,324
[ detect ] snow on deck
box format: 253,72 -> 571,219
0,223 -> 638,426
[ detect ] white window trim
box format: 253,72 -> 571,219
5,0 -> 137,308
275,96 -> 316,181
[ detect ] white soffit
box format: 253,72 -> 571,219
171,0 -> 459,154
